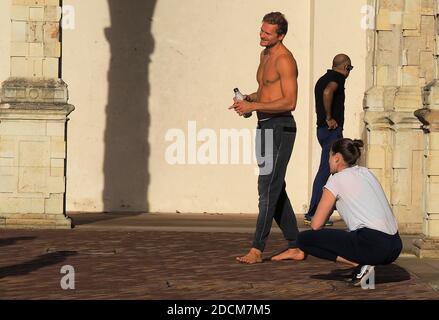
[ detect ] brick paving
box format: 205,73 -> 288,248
1,228 -> 438,300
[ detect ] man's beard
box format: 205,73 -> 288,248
262,40 -> 279,49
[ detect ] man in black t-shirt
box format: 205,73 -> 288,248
304,54 -> 353,226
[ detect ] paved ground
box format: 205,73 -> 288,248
0,213 -> 438,300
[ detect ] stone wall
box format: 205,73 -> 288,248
0,0 -> 73,229
364,0 -> 436,233
10,0 -> 61,78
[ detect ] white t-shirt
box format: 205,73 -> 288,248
324,166 -> 398,235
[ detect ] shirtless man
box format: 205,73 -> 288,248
230,12 -> 303,264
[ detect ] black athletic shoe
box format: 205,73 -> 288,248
351,265 -> 375,287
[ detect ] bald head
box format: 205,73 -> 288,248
332,54 -> 351,68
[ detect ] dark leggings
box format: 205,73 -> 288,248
297,228 -> 403,266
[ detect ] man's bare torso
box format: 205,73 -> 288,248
256,44 -> 297,104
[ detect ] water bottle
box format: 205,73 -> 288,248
234,88 -> 252,118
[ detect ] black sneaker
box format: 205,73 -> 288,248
351,265 -> 375,287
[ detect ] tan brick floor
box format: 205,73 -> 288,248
1,229 -> 438,300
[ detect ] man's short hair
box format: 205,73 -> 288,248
263,12 -> 288,36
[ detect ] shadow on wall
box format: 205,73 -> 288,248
104,0 -> 157,213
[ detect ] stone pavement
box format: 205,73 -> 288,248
0,213 -> 438,300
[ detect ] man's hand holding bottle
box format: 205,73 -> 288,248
229,88 -> 253,118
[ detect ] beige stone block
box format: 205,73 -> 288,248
19,140 -> 50,167
403,35 -> 421,53
413,131 -> 425,150
369,168 -> 384,188
0,137 -> 17,158
367,145 -> 386,168
43,22 -> 59,43
28,57 -> 43,77
378,31 -> 401,52
427,151 -> 439,175
45,194 -> 63,214
1,213 -> 48,220
365,87 -> 385,110
50,137 -> 65,159
28,22 -> 44,42
402,66 -> 420,86
421,15 -> 435,33
0,176 -> 18,193
421,0 -> 435,15
44,5 -> 59,21
0,198 -> 45,214
46,0 -> 60,5
403,29 -> 421,37
43,58 -> 59,78
11,42 -> 29,57
0,121 -> 46,136
391,169 -> 410,205
412,149 -> 425,200
389,11 -> 403,25
18,167 -> 48,193
427,180 -> 439,213
11,5 -> 29,21
376,9 -> 392,31
378,50 -> 399,66
44,42 -> 60,58
384,87 -> 398,109
46,122 -> 64,137
424,219 -> 439,238
50,167 -> 63,177
12,0 -> 28,4
393,145 -> 411,168
405,0 -> 421,13
430,132 -> 439,149
403,14 -> 421,30
429,73 -> 439,107
0,158 -> 15,167
29,6 -> 44,21
29,43 -> 44,57
26,0 -> 46,5
394,92 -> 422,111
51,158 -> 64,168
11,21 -> 27,42
393,205 -> 421,224
425,31 -> 435,52
9,62 -> 27,78
54,89 -> 65,100
390,66 -> 399,85
368,130 -> 389,145
420,51 -> 434,82
10,57 -> 27,77
381,0 -> 405,11
377,66 -> 389,86
46,176 -> 64,193
405,48 -> 420,65
0,167 -> 16,176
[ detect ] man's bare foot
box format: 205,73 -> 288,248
236,248 -> 263,264
271,248 -> 306,261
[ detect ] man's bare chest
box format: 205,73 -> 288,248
258,58 -> 280,85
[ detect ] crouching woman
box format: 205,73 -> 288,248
296,138 -> 402,284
